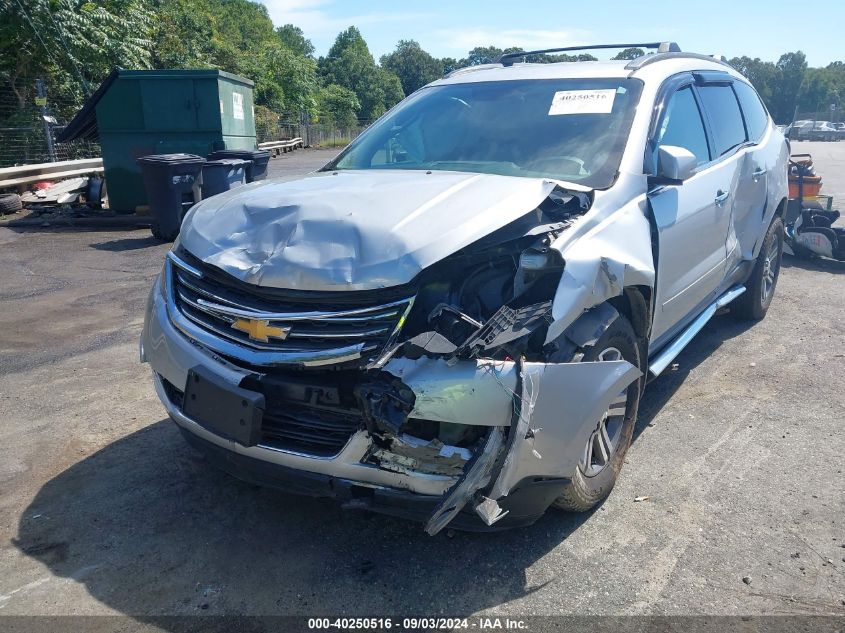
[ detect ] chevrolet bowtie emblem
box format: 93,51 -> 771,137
231,318 -> 290,342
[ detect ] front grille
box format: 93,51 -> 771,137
159,372 -> 363,457
167,251 -> 414,368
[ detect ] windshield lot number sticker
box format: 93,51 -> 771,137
548,89 -> 616,115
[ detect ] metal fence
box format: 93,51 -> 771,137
0,78 -> 100,168
256,114 -> 372,149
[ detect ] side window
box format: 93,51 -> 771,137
656,86 -> 710,166
733,81 -> 769,142
696,84 -> 747,156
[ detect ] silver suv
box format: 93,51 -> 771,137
141,42 -> 788,534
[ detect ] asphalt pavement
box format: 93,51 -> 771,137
0,145 -> 843,621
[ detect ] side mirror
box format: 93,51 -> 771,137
655,145 -> 697,183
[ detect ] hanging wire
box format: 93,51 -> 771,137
12,0 -> 91,97
12,0 -> 62,69
43,1 -> 91,95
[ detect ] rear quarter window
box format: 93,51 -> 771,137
733,81 -> 770,142
697,84 -> 747,156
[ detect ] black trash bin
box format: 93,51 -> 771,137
137,153 -> 206,241
202,159 -> 248,198
207,149 -> 271,182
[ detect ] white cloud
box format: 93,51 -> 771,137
432,27 -> 594,56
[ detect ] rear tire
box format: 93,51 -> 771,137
732,216 -> 783,320
551,313 -> 643,512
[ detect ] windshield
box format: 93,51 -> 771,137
324,77 -> 644,189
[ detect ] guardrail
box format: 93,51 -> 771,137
0,158 -> 104,190
258,138 -> 304,156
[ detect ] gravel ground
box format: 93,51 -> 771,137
0,146 -> 843,620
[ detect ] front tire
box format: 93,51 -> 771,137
552,314 -> 643,512
732,216 -> 784,320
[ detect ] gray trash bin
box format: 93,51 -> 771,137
202,159 -> 248,198
137,153 -> 205,241
207,149 -> 271,182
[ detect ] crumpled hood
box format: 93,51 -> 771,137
179,169 -> 558,291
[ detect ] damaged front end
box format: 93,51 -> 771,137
148,181 -> 646,535
340,188 -> 641,534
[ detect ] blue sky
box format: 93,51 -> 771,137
259,0 -> 843,67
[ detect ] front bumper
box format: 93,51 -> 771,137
177,424 -> 567,531
142,274 -> 641,533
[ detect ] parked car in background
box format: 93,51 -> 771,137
833,122 -> 845,139
787,120 -> 811,140
141,42 -> 789,534
790,120 -> 839,141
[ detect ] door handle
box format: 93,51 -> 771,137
715,190 -> 730,205
753,167 -> 767,179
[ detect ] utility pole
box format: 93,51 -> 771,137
35,79 -> 57,163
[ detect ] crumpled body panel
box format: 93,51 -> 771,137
179,170 -> 557,291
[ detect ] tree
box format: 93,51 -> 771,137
317,84 -> 360,126
440,57 -> 459,74
770,51 -> 807,123
0,0 -> 152,108
463,46 -> 506,66
151,0 -> 218,69
276,24 -> 315,58
380,40 -> 443,94
728,56 -> 778,104
319,27 -> 404,119
612,48 -> 645,60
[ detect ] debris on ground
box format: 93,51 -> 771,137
20,177 -> 89,205
742,576 -> 752,585
634,495 -> 651,502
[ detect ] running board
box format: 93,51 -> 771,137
648,285 -> 746,377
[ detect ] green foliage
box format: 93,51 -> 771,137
277,24 -> 315,58
1,0 -> 152,108
612,48 -> 645,60
317,84 -> 360,127
3,0 -> 844,139
318,26 -> 404,119
380,40 -> 443,94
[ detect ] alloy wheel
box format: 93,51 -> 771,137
761,236 -> 780,303
580,347 -> 629,477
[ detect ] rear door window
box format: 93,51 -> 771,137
732,81 -> 769,142
697,84 -> 747,156
656,86 -> 711,165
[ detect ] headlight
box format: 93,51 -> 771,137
518,246 -> 564,272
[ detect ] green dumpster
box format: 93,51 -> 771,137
57,69 -> 257,213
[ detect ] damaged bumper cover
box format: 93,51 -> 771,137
143,276 -> 640,533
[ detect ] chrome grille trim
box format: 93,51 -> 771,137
164,252 -> 413,367
190,295 -> 406,322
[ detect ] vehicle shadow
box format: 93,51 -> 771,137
89,236 -> 162,252
13,313 -> 755,621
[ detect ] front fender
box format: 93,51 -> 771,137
546,194 -> 655,344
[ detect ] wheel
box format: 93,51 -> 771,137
551,313 -> 643,512
150,222 -> 178,242
732,216 -> 784,320
0,193 -> 22,215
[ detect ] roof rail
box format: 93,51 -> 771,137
625,51 -> 733,71
444,63 -> 502,79
496,42 -> 680,66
